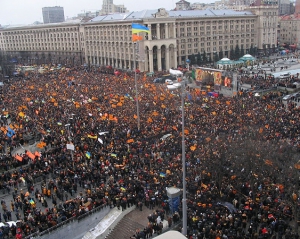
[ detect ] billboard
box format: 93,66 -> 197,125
213,71 -> 222,85
195,67 -> 233,89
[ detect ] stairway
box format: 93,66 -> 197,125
105,216 -> 145,239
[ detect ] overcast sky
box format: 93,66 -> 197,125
0,0 -> 214,26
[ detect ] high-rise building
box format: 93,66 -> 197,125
100,0 -> 128,15
175,0 -> 191,10
42,6 -> 65,24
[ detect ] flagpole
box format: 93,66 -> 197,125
133,41 -> 140,130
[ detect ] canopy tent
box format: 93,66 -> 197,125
239,54 -> 256,62
233,60 -> 245,65
217,58 -> 233,65
216,58 -> 234,69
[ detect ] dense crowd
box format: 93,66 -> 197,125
0,64 -> 299,239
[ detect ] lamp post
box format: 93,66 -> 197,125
133,42 -> 140,130
186,58 -> 190,72
167,73 -> 187,236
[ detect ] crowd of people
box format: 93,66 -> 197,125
0,64 -> 299,239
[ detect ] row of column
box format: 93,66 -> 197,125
147,22 -> 176,40
87,47 -> 178,72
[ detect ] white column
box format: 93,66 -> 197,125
173,22 -> 176,38
156,24 -> 160,40
165,23 -> 169,39
173,47 -> 177,68
149,50 -> 153,72
144,48 -> 149,71
157,48 -> 162,71
148,24 -> 152,40
165,48 -> 170,70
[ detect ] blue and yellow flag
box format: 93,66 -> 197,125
132,23 -> 150,34
86,152 -> 91,159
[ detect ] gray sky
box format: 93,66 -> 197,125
0,0 -> 213,26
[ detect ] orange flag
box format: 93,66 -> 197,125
15,155 -> 23,162
133,114 -> 138,119
127,139 -> 134,143
265,159 -> 273,166
34,151 -> 41,157
132,34 -> 143,42
26,151 -> 35,160
152,111 -> 159,116
226,101 -> 231,105
147,117 -> 153,123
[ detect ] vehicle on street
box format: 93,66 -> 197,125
165,79 -> 173,85
153,78 -> 163,83
282,94 -> 292,101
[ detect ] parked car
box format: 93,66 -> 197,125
282,94 -> 292,101
153,78 -> 163,83
165,79 -> 173,85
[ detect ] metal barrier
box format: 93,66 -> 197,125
24,203 -> 107,239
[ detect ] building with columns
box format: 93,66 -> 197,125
0,7 -> 277,72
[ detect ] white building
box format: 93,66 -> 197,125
0,7 -> 277,72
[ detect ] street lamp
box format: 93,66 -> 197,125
186,58 -> 190,72
166,73 -> 187,236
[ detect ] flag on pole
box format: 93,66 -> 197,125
132,23 -> 150,34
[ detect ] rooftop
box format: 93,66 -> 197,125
90,8 -> 255,22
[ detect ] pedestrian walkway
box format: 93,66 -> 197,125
105,206 -> 168,239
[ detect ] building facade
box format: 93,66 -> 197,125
175,0 -> 192,10
246,5 -> 278,55
42,6 -> 65,24
0,7 -> 277,72
279,13 -> 300,48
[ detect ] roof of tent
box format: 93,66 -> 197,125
153,231 -> 187,239
239,54 -> 256,61
217,58 -> 234,64
242,54 -> 253,58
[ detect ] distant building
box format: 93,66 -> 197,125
296,0 -> 300,13
279,0 -> 293,15
279,13 -> 300,49
175,0 -> 191,10
42,6 -> 65,24
100,0 -> 128,15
